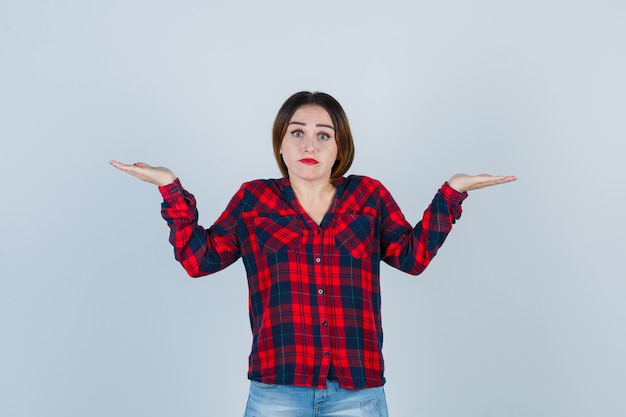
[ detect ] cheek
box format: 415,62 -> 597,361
280,141 -> 295,161
330,144 -> 339,160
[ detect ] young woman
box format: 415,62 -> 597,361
110,91 -> 516,416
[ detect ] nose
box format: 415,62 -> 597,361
302,135 -> 315,152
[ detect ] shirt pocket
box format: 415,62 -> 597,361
335,213 -> 376,259
254,214 -> 302,254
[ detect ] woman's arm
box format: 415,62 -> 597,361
380,173 -> 516,275
109,160 -> 241,277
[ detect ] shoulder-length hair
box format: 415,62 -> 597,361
272,91 -> 355,179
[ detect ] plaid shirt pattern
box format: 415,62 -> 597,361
159,175 -> 467,389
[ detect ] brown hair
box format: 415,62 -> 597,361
272,91 -> 355,179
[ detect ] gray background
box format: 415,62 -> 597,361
1,1 -> 625,416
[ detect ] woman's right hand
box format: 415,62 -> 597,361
109,160 -> 177,186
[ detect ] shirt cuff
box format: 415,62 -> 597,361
158,178 -> 183,200
440,182 -> 468,204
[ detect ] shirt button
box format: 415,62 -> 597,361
315,257 -> 321,263
324,351 -> 330,357
322,320 -> 328,326
318,289 -> 324,295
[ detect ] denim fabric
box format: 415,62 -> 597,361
243,380 -> 389,417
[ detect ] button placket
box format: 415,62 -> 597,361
314,227 -> 331,380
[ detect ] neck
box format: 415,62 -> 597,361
289,177 -> 335,202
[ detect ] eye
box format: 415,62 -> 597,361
318,133 -> 331,141
291,130 -> 304,138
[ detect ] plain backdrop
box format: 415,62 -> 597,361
1,1 -> 625,416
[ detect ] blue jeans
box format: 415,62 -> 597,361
243,380 -> 389,417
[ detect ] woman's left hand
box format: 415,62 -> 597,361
448,173 -> 517,193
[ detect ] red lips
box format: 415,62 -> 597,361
298,158 -> 319,165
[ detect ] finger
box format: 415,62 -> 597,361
109,160 -> 125,169
110,161 -> 147,177
489,176 -> 517,184
110,161 -> 134,172
133,162 -> 151,169
480,176 -> 517,188
481,175 -> 513,182
109,160 -> 139,172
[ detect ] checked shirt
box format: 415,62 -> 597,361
159,175 -> 467,389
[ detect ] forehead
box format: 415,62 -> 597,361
289,105 -> 333,125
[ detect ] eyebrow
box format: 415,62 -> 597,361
288,121 -> 335,130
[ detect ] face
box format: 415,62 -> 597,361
280,105 -> 338,184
